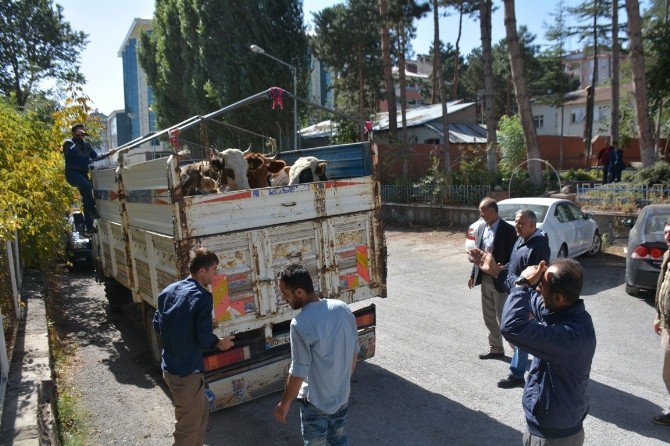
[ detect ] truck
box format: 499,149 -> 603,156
90,89 -> 386,410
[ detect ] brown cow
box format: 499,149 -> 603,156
245,152 -> 288,189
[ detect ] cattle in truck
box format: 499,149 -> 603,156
244,152 -> 289,189
287,156 -> 328,185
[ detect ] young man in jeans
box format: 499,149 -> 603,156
274,263 -> 359,445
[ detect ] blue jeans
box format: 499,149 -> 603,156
510,347 -> 529,379
65,169 -> 96,230
299,399 -> 349,446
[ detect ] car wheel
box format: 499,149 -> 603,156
557,245 -> 568,259
585,231 -> 602,257
625,283 -> 639,297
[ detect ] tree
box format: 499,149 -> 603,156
444,1 -> 478,98
625,0 -> 655,166
312,1 -> 382,124
503,0 -> 542,187
611,0 -> 621,144
430,0 -> 452,181
0,0 -> 87,107
479,0 -> 498,177
140,0 -> 308,149
379,0 -> 398,140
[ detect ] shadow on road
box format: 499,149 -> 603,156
588,379 -> 669,443
206,361 -> 522,446
50,267 -> 168,394
579,253 -> 626,296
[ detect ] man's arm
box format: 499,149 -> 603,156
274,375 -> 304,423
194,293 -> 220,350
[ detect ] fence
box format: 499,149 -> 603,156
577,183 -> 670,208
381,184 -> 491,206
0,230 -> 22,421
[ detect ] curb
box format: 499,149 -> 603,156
0,270 -> 57,445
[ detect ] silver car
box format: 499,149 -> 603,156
625,204 -> 670,296
465,197 -> 601,263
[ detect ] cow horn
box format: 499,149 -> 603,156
243,145 -> 252,155
265,152 -> 277,160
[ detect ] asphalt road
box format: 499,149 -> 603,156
53,229 -> 670,445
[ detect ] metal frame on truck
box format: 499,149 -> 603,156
91,88 -> 386,410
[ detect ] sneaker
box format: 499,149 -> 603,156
497,376 -> 525,389
478,351 -> 505,360
651,412 -> 670,426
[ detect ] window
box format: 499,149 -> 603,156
555,203 -> 576,223
567,202 -> 584,220
533,115 -> 544,129
570,112 -> 578,124
597,105 -> 610,122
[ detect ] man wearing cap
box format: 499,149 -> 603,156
62,124 -> 116,234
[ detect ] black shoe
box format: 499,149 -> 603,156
651,412 -> 670,426
90,211 -> 100,220
84,227 -> 97,237
478,352 -> 505,360
497,376 -> 525,389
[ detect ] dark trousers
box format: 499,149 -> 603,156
602,166 -> 608,183
65,169 -> 96,230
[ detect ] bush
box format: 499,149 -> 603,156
561,168 -> 601,182
631,161 -> 670,186
498,115 -> 525,179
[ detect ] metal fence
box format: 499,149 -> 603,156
577,183 -> 670,208
381,184 -> 490,206
0,231 -> 22,421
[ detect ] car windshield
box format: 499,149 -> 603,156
645,213 -> 670,236
498,204 -> 549,223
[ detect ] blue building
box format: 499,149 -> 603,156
106,110 -> 132,149
118,18 -> 157,145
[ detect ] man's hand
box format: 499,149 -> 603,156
217,335 -> 235,350
467,277 -> 474,289
470,248 -> 502,277
654,318 -> 662,335
274,401 -> 291,423
519,261 -> 547,286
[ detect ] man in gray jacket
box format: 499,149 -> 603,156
652,218 -> 670,426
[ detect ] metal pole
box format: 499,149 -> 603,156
293,67 -> 298,150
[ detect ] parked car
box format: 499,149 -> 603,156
624,204 -> 670,296
65,211 -> 93,269
465,197 -> 601,263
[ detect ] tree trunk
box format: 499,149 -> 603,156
611,0 -> 620,145
357,49 -> 366,140
397,26 -> 409,145
625,0 -> 655,167
379,0 -> 397,140
655,0 -> 669,156
503,0 -> 542,187
431,0 -> 440,104
435,4 -> 452,182
584,0 -> 599,163
480,0 -> 497,177
452,2 -> 464,98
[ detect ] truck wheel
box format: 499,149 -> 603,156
104,279 -> 132,312
145,306 -> 163,370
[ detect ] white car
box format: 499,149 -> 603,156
465,197 -> 601,263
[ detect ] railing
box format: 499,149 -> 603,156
381,184 -> 490,206
577,183 -> 670,208
0,229 -> 22,421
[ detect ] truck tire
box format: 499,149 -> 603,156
104,279 -> 132,312
145,306 -> 163,370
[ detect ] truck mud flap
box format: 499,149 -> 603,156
206,305 -> 376,411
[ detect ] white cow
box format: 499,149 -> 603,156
287,156 -> 328,185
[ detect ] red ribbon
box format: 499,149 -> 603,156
169,128 -> 180,148
269,87 -> 284,110
364,121 -> 373,134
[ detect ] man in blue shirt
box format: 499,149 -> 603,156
62,124 -> 116,234
153,247 -> 235,446
274,263 -> 359,445
473,251 -> 596,445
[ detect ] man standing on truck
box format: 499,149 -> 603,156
153,247 -> 235,446
62,123 -> 116,235
274,263 -> 359,445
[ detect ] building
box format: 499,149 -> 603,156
563,50 -> 627,89
118,18 -> 157,145
308,53 -> 334,112
106,109 -> 132,150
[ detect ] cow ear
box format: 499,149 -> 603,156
267,160 -> 286,173
316,162 -> 327,174
284,166 -> 291,174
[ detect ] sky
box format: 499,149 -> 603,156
56,0 -> 583,115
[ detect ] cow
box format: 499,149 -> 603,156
269,165 -> 291,187
287,156 -> 328,185
245,152 -> 288,189
209,147 -> 250,191
180,161 -> 218,195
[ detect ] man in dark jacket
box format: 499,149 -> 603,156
62,124 -> 116,234
473,252 -> 596,445
652,218 -> 670,426
468,197 -> 517,359
153,248 -> 235,446
494,209 -> 551,389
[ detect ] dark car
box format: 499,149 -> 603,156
65,211 -> 93,269
625,204 -> 670,296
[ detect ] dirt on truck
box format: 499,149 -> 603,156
90,88 -> 387,411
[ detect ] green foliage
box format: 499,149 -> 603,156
631,161 -> 670,186
561,168 -> 601,181
497,115 -> 526,179
413,152 -> 447,204
139,0 -> 308,150
452,144 -> 496,186
0,0 -> 87,106
311,0 -> 383,117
